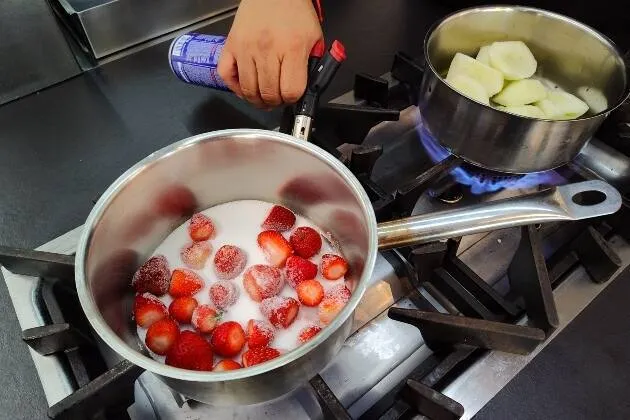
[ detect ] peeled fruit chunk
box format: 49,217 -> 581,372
492,79 -> 547,106
446,52 -> 504,96
488,41 -> 537,81
476,45 -> 491,65
446,74 -> 490,104
496,105 -> 546,119
577,86 -> 608,114
535,91 -> 589,120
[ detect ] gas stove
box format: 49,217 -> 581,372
1,52 -> 630,420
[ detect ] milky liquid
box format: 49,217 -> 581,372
136,200 -> 347,365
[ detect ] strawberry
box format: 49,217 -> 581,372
213,245 -> 247,280
210,321 -> 246,357
132,255 -> 171,296
260,296 -> 300,329
155,185 -> 197,217
169,269 -> 204,297
321,254 -> 349,280
191,304 -> 220,334
261,205 -> 296,231
134,293 -> 168,328
242,346 -> 281,368
298,325 -> 322,344
165,330 -> 213,371
243,265 -> 284,302
213,359 -> 242,371
168,296 -> 198,324
289,227 -> 322,258
284,256 -> 318,288
318,297 -> 345,325
246,319 -> 275,348
145,318 -> 180,355
257,231 -> 293,268
326,284 -> 352,302
296,279 -> 324,307
188,213 -> 215,241
180,241 -> 212,269
210,280 -> 239,309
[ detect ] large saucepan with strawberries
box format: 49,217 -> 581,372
76,129 -> 621,405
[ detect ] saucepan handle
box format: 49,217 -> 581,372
376,180 -> 622,250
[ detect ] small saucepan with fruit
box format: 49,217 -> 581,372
419,6 -> 629,173
75,127 -> 621,405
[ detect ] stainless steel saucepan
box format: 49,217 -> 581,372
420,6 -> 629,173
75,129 -> 621,405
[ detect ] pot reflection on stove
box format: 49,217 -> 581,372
417,118 -> 566,194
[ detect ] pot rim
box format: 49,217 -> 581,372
75,128 -> 378,383
423,5 -> 630,121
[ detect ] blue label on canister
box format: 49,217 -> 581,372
168,33 -> 229,91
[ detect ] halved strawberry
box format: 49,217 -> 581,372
257,231 -> 293,268
191,304 -> 220,334
165,330 -> 213,371
298,325 -> 322,344
169,269 -> 204,297
296,279 -> 324,307
210,280 -> 239,309
318,284 -> 351,325
213,245 -> 247,280
213,359 -> 242,371
242,346 -> 281,368
321,254 -> 349,280
188,213 -> 215,241
132,255 -> 171,296
261,205 -> 296,231
260,296 -> 300,328
134,293 -> 168,328
285,255 -> 318,288
210,321 -> 246,357
243,265 -> 284,302
326,284 -> 352,302
180,241 -> 212,269
168,296 -> 198,324
289,227 -> 322,259
145,318 -> 180,355
246,319 -> 275,348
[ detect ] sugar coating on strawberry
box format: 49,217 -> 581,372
298,325 -> 322,344
246,319 -> 275,348
132,255 -> 171,296
213,245 -> 247,280
260,296 -> 300,329
289,227 -> 322,259
261,205 -> 296,231
210,280 -> 239,309
180,241 -> 212,270
242,346 -> 281,368
188,213 -> 215,241
145,318 -> 180,355
326,284 -> 352,302
165,330 -> 213,371
134,293 -> 168,328
210,321 -> 246,358
296,279 -> 324,307
169,268 -> 204,297
285,255 -> 318,288
321,254 -> 349,280
191,304 -> 220,334
168,296 -> 198,324
243,264 -> 284,302
257,230 -> 293,268
213,359 -> 242,371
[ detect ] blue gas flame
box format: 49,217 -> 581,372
417,120 -> 565,195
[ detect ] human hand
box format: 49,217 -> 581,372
217,0 -> 323,108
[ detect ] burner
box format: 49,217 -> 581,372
417,118 -> 566,194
